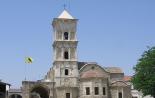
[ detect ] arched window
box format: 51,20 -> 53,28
64,32 -> 69,40
103,87 -> 106,95
86,87 -> 90,95
118,92 -> 122,98
65,69 -> 69,75
94,87 -> 99,95
64,51 -> 69,59
66,93 -> 70,98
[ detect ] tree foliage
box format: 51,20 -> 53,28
132,46 -> 155,98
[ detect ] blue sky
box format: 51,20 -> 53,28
0,0 -> 155,88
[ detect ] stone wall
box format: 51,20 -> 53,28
22,81 -> 55,98
79,78 -> 109,98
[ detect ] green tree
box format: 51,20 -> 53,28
132,46 -> 155,98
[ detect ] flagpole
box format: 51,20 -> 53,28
25,57 -> 33,81
25,57 -> 27,81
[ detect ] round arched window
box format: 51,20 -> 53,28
64,32 -> 69,40
64,51 -> 69,59
65,69 -> 69,75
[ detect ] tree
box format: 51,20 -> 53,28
132,46 -> 155,98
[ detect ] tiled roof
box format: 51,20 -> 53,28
123,76 -> 132,81
81,70 -> 106,78
104,67 -> 123,73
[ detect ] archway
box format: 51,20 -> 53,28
9,94 -> 22,98
30,86 -> 49,98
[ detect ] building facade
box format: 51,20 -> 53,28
22,10 -> 132,98
0,81 -> 10,98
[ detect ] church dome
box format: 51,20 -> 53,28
81,70 -> 105,78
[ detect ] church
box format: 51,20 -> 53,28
22,10 -> 132,98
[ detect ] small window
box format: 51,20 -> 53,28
86,87 -> 90,95
66,93 -> 70,98
64,32 -> 69,40
91,66 -> 95,70
64,51 -> 69,59
65,69 -> 69,75
103,87 -> 106,95
94,87 -> 99,95
118,92 -> 122,98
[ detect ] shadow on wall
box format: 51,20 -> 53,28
30,86 -> 49,98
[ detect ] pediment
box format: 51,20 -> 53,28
79,63 -> 110,79
111,81 -> 128,87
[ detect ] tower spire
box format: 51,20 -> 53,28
58,10 -> 74,19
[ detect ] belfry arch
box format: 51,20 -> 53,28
30,85 -> 49,98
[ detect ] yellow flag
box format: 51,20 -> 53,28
25,57 -> 33,64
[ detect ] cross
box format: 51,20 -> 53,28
63,4 -> 66,10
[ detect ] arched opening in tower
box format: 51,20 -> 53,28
30,86 -> 49,98
64,32 -> 69,40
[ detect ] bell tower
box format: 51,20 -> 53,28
52,10 -> 79,88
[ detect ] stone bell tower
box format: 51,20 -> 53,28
52,10 -> 79,98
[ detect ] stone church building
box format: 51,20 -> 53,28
22,10 -> 132,98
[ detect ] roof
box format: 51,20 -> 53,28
111,80 -> 128,87
78,62 -> 87,70
123,76 -> 132,81
78,62 -> 99,71
0,81 -> 10,86
81,70 -> 107,78
58,10 -> 74,19
104,67 -> 123,73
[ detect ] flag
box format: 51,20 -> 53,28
25,57 -> 33,64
